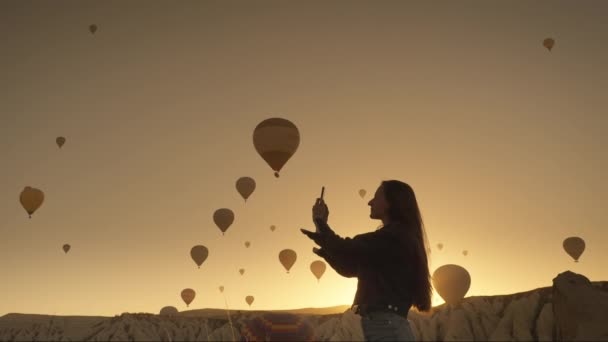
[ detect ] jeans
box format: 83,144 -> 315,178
360,310 -> 416,341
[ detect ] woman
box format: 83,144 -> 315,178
300,180 -> 432,341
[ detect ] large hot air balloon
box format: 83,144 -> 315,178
543,38 -> 555,51
432,264 -> 471,305
213,208 -> 234,235
563,237 -> 585,262
19,186 -> 45,218
219,286 -> 224,293
310,261 -> 326,282
56,137 -> 66,148
191,245 -> 209,269
253,118 -> 300,178
240,313 -> 314,342
239,268 -> 245,276
358,189 -> 366,198
279,249 -> 297,273
181,288 -> 196,307
245,241 -> 251,248
160,306 -> 179,316
245,296 -> 255,307
63,244 -> 71,254
89,24 -> 98,34
437,243 -> 443,251
236,177 -> 256,202
270,225 -> 276,232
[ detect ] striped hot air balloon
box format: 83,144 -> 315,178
240,313 -> 314,342
253,118 -> 300,178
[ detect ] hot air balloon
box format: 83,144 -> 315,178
19,186 -> 45,218
181,288 -> 196,307
245,241 -> 251,248
432,264 -> 471,305
358,189 -> 366,198
190,245 -> 209,269
159,306 -> 178,316
240,313 -> 314,342
236,177 -> 256,202
89,24 -> 97,34
219,286 -> 224,293
270,225 -> 276,232
462,250 -> 468,256
245,296 -> 255,307
213,208 -> 234,235
543,38 -> 555,51
56,136 -> 66,148
63,244 -> 71,254
239,268 -> 245,276
310,261 -> 326,282
253,118 -> 300,178
437,243 -> 443,251
279,249 -> 297,273
563,237 -> 585,262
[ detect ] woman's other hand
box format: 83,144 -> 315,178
312,198 -> 329,224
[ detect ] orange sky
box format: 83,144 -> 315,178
1,0 -> 607,317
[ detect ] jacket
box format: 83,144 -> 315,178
313,219 -> 415,309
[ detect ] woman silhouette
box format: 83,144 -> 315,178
301,180 -> 433,341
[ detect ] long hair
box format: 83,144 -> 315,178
380,180 -> 433,312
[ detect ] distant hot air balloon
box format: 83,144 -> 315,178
19,186 -> 45,218
253,118 -> 300,178
270,225 -> 276,232
358,189 -> 366,198
462,250 -> 468,256
181,288 -> 196,307
239,268 -> 245,276
89,24 -> 98,34
213,208 -> 234,235
219,286 -> 224,293
190,245 -> 209,269
279,249 -> 297,273
432,264 -> 471,305
543,38 -> 555,51
563,237 -> 585,262
310,261 -> 326,282
159,306 -> 178,317
56,136 -> 66,148
437,243 -> 443,251
245,241 -> 251,248
63,244 -> 70,254
245,296 -> 255,307
236,177 -> 256,202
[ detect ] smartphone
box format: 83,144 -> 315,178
320,186 -> 325,200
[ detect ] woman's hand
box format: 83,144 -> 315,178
312,198 -> 329,224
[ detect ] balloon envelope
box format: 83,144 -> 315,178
89,24 -> 97,34
219,286 -> 224,293
563,237 -> 585,262
236,177 -> 256,201
239,268 -> 245,275
432,264 -> 471,305
462,250 -> 468,256
358,189 -> 366,198
20,186 -> 44,218
245,241 -> 251,248
543,38 -> 555,51
160,306 -> 178,316
213,208 -> 234,235
246,295 -> 255,306
56,136 -> 66,148
270,225 -> 276,232
437,243 -> 443,250
63,244 -> 70,254
253,118 -> 300,178
181,289 -> 195,307
310,260 -> 326,281
279,249 -> 297,273
191,245 -> 209,268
